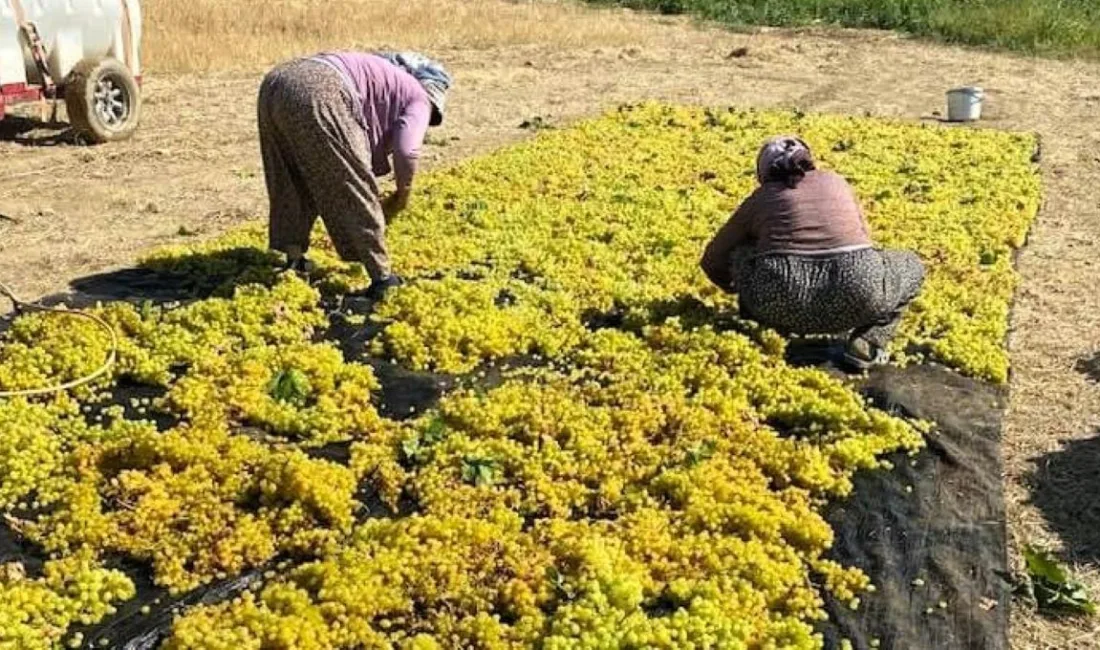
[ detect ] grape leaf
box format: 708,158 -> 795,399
401,436 -> 424,464
268,368 -> 311,407
461,457 -> 498,487
1019,545 -> 1097,617
423,416 -> 447,444
686,440 -> 717,466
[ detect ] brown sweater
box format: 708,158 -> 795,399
701,170 -> 872,290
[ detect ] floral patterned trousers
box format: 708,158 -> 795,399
731,247 -> 925,348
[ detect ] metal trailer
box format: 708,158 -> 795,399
0,0 -> 142,143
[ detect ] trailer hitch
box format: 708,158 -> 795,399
18,21 -> 60,120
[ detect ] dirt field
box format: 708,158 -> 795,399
1,3 -> 1099,647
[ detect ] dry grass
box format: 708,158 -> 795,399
144,0 -> 672,73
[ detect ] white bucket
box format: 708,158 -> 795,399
946,86 -> 984,122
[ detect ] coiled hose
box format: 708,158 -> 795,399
0,280 -> 118,398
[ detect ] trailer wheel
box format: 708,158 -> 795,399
65,57 -> 141,144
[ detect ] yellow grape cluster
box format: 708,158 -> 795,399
0,399 -> 68,509
0,398 -> 146,510
0,276 -> 327,393
0,553 -> 134,650
24,420 -> 359,593
0,309 -> 116,400
124,104 -> 1039,382
165,340 -> 383,445
140,226 -> 368,299
367,104 -> 1034,381
0,104 -> 1034,647
0,278 -> 381,597
168,320 -> 921,648
370,276 -> 586,374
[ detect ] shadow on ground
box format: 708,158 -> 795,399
65,246 -> 284,306
1075,351 -> 1100,384
0,247 -> 284,316
0,113 -> 77,146
1028,433 -> 1100,566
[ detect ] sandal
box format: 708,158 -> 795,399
843,337 -> 889,371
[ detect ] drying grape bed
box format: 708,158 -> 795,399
0,104 -> 1040,649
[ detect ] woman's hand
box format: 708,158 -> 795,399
701,206 -> 751,292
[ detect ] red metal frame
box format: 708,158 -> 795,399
0,82 -> 44,122
1,82 -> 44,102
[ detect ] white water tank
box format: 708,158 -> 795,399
0,0 -> 142,142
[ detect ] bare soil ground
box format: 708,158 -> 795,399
1,6 -> 1099,648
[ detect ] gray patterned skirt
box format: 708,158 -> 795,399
733,247 -> 925,348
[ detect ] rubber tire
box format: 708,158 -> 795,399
65,57 -> 141,144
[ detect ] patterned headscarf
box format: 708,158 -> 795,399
377,51 -> 453,126
756,135 -> 815,186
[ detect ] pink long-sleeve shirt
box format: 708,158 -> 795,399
314,52 -> 432,192
700,170 -> 872,289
